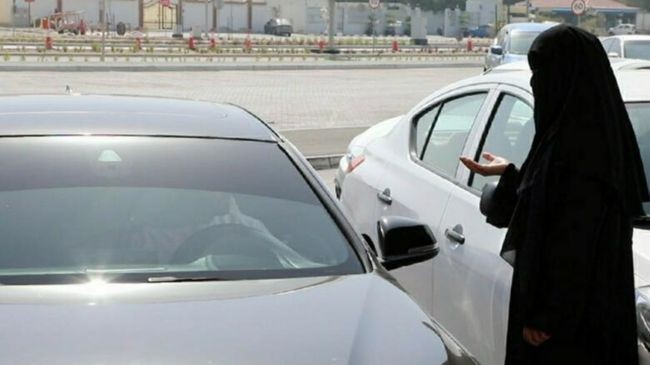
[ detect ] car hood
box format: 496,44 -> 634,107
0,272 -> 464,365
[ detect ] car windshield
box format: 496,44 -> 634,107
628,103 -> 650,215
509,31 -> 541,55
0,136 -> 363,285
624,41 -> 650,60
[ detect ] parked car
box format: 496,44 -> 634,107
334,115 -> 402,198
609,23 -> 637,35
486,58 -> 650,74
339,69 -> 650,365
264,18 -> 293,36
602,35 -> 650,60
484,22 -> 558,71
466,24 -> 493,38
0,94 -> 479,365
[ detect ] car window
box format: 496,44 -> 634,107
508,31 -> 541,55
470,94 -> 534,189
417,93 -> 487,177
628,103 -> 650,215
0,137 -> 364,285
610,38 -> 622,55
414,105 -> 440,156
496,29 -> 506,46
625,41 -> 650,60
601,38 -> 614,52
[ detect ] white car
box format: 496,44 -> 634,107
484,22 -> 558,71
340,68 -> 650,365
609,23 -> 637,35
602,35 -> 650,61
334,116 -> 402,198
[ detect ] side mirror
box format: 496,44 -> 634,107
377,216 -> 438,270
607,52 -> 620,58
490,45 -> 503,56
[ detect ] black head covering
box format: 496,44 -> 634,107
521,24 -> 649,215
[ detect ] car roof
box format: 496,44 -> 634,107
492,58 -> 650,72
603,35 -> 650,42
502,22 -> 558,32
0,95 -> 277,140
423,67 -> 650,106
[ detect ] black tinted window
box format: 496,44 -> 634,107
0,137 -> 362,284
471,94 -> 533,189
419,93 -> 487,177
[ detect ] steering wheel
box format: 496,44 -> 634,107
170,224 -> 284,269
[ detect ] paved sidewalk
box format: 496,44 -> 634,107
0,57 -> 484,72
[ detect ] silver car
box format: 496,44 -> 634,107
0,95 -> 477,365
484,22 -> 558,71
602,35 -> 650,60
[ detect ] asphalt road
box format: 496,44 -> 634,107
0,67 -> 482,155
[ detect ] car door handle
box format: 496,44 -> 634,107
445,224 -> 465,244
377,188 -> 392,205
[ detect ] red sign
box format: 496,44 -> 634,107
160,0 -> 171,7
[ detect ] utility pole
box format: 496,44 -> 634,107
327,0 -> 336,52
173,0 -> 183,38
205,0 -> 209,38
247,0 -> 252,33
101,0 -> 106,61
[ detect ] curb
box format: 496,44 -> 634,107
0,62 -> 483,72
306,154 -> 343,171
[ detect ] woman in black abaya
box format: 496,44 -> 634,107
461,25 -> 649,364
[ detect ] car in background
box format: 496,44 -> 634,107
0,95 -> 477,365
264,18 -> 293,36
334,116 -> 402,199
339,68 -> 650,365
602,35 -> 650,60
609,23 -> 637,35
487,58 -> 650,74
466,24 -> 493,38
484,22 -> 558,71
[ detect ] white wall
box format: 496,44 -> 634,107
109,0 -> 138,28
183,1 -> 213,32
466,0 -> 499,26
638,12 -> 650,32
29,0 -> 58,21
0,1 -> 12,26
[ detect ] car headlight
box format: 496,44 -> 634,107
637,286 -> 650,350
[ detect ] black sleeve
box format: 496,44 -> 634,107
526,175 -> 607,339
482,164 -> 520,228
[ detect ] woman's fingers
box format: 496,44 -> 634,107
523,328 -> 551,347
460,157 -> 487,175
482,152 -> 496,162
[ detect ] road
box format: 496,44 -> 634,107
0,67 -> 482,154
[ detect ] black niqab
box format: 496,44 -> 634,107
493,25 -> 650,365
519,24 -> 649,214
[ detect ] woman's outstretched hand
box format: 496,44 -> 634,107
460,152 -> 510,177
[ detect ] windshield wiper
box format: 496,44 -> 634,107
147,275 -> 225,283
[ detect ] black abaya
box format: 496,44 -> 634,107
483,25 -> 650,364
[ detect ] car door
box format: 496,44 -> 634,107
371,87 -> 496,315
437,85 -> 535,365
